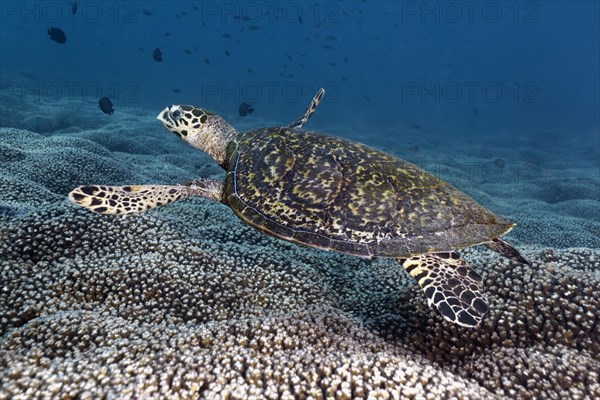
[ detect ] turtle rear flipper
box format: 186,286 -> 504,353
69,180 -> 223,215
400,253 -> 488,328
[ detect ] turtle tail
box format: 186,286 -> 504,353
484,238 -> 531,265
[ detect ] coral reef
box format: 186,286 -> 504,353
1,116 -> 599,398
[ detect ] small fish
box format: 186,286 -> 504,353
184,49 -> 192,55
248,25 -> 260,31
328,62 -> 336,67
247,67 -> 252,73
341,76 -> 348,81
494,158 -> 505,169
98,97 -> 114,115
164,32 -> 172,37
238,102 -> 254,117
326,35 -> 337,41
153,48 -> 163,62
411,124 -> 420,130
321,44 -> 333,50
363,95 -> 371,102
142,10 -> 152,16
225,50 -> 230,56
298,16 -> 303,24
222,33 -> 232,39
47,27 -> 66,44
172,88 -> 181,93
71,1 -> 77,15
204,58 -> 211,65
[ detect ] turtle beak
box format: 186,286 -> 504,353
157,107 -> 171,127
157,105 -> 184,131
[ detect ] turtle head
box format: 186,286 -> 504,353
157,105 -> 239,167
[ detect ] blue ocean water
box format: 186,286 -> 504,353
2,1 -> 598,135
1,1 -> 600,398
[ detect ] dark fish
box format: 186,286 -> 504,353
328,62 -> 336,67
411,124 -> 421,130
142,10 -> 152,16
172,88 -> 181,93
298,16 -> 303,24
494,158 -> 505,169
47,27 -> 66,44
472,108 -> 478,115
285,53 -> 292,60
153,48 -> 163,62
98,97 -> 114,115
341,76 -> 348,81
238,102 -> 254,117
247,67 -> 252,73
71,1 -> 77,15
321,44 -> 333,50
164,32 -> 171,37
184,49 -> 192,55
326,35 -> 337,41
248,25 -> 260,31
204,58 -> 211,65
222,33 -> 232,38
181,11 -> 187,16
363,95 -> 371,102
225,50 -> 230,56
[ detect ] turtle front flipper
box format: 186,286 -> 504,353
400,253 -> 488,328
69,180 -> 223,215
286,88 -> 325,129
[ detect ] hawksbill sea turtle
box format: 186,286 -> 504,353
69,88 -> 530,328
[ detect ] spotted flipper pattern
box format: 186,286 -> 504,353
401,253 -> 488,327
287,88 -> 325,129
69,184 -> 197,215
484,237 -> 531,265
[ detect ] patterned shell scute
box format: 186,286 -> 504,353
224,128 -> 514,257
